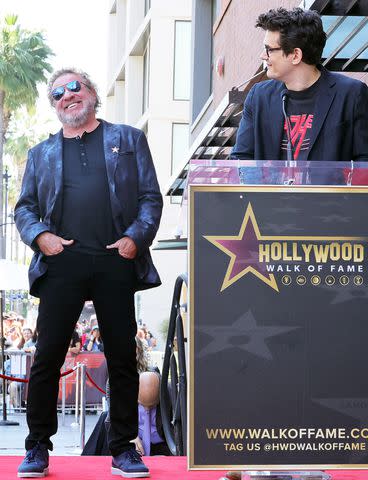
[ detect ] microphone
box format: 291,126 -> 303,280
232,67 -> 267,91
281,89 -> 294,162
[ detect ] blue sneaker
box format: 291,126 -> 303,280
111,448 -> 150,478
17,443 -> 49,478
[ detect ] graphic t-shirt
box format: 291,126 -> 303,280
280,75 -> 322,161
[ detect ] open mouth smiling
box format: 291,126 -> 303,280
65,102 -> 81,110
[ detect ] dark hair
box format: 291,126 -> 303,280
256,8 -> 326,65
47,67 -> 101,110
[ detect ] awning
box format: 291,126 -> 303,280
152,238 -> 188,250
0,260 -> 28,291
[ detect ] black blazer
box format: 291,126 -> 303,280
15,120 -> 163,296
232,66 -> 368,162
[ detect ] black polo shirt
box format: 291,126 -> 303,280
59,123 -> 118,255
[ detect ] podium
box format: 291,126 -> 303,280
187,160 -> 368,478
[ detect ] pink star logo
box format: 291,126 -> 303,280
204,203 -> 279,292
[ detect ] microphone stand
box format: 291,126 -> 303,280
281,93 -> 296,185
282,94 -> 294,163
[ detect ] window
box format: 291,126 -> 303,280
145,0 -> 151,16
212,0 -> 221,25
191,0 -> 214,122
171,123 -> 189,175
173,21 -> 191,100
210,0 -> 221,93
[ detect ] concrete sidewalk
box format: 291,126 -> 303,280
0,412 -> 99,456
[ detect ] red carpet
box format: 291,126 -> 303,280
2,456 -> 368,479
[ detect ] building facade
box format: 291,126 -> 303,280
167,0 -> 368,198
106,0 -> 192,342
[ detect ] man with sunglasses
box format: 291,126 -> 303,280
15,68 -> 162,478
232,7 -> 368,162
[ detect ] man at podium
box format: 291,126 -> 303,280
232,7 -> 368,162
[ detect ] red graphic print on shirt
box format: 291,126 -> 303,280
283,114 -> 314,159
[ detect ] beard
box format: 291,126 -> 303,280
57,97 -> 96,128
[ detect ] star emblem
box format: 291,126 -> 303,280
321,281 -> 368,304
196,310 -> 299,360
111,146 -> 119,153
203,202 -> 367,293
204,203 -> 279,292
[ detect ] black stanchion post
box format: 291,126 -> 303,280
0,289 -> 19,425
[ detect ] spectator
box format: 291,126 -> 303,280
84,326 -> 104,352
135,371 -> 171,456
3,313 -> 14,338
135,336 -> 149,374
7,326 -> 31,409
110,337 -> 168,456
68,330 -> 81,356
23,328 -> 37,353
7,324 -> 26,350
22,328 -> 33,344
137,328 -> 149,349
145,332 -> 157,350
81,326 -> 91,348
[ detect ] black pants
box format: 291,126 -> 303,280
25,249 -> 139,456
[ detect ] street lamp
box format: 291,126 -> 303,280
1,167 -> 11,259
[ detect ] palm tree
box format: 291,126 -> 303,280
5,107 -> 54,199
4,108 -> 49,263
0,14 -> 53,258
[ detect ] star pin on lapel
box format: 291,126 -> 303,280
111,146 -> 119,153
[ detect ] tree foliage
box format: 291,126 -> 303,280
0,14 -> 53,257
0,14 -> 53,119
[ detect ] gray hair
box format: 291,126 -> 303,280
47,68 -> 101,111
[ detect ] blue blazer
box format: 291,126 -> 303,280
14,120 -> 163,296
232,66 -> 368,161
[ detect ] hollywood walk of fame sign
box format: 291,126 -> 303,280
188,185 -> 368,471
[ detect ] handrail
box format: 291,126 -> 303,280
160,273 -> 188,455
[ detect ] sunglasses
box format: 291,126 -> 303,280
51,80 -> 89,101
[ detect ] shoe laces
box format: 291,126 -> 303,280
25,443 -> 47,463
124,449 -> 143,464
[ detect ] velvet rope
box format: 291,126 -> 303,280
0,366 -> 106,396
0,366 -> 77,383
85,371 -> 106,395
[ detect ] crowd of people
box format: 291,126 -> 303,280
65,314 -> 159,357
2,309 -> 159,359
1,308 -> 159,414
136,324 -> 158,351
2,313 -> 37,409
3,312 -> 37,353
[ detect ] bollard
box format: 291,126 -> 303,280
61,364 -> 66,426
79,363 -> 87,450
75,362 -> 80,424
